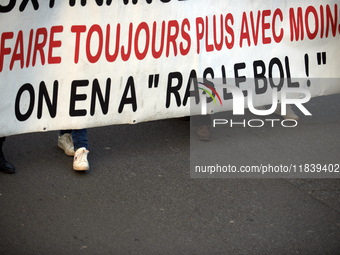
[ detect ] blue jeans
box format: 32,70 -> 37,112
60,129 -> 88,151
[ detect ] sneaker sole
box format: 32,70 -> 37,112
73,162 -> 89,171
73,166 -> 89,171
58,144 -> 75,157
197,136 -> 211,141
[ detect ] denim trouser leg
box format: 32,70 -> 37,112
72,129 -> 88,151
59,129 -> 88,151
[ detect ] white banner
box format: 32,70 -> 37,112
0,0 -> 339,136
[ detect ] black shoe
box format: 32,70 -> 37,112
0,155 -> 16,174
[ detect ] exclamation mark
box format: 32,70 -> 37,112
304,54 -> 311,87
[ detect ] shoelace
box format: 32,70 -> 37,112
75,149 -> 88,162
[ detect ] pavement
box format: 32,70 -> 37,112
0,94 -> 339,255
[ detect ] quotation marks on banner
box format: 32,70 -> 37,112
304,52 -> 327,87
148,74 -> 160,88
317,52 -> 327,66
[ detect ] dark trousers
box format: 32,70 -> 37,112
0,137 -> 5,149
59,129 -> 88,151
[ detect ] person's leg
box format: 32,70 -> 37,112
72,129 -> 89,171
72,129 -> 88,151
58,130 -> 74,156
256,104 -> 299,120
0,137 -> 5,146
0,137 -> 16,174
275,104 -> 299,120
192,115 -> 211,141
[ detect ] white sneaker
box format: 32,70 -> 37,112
58,133 -> 75,156
73,147 -> 89,171
275,104 -> 299,120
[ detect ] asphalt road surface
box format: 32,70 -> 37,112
1,94 -> 340,255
